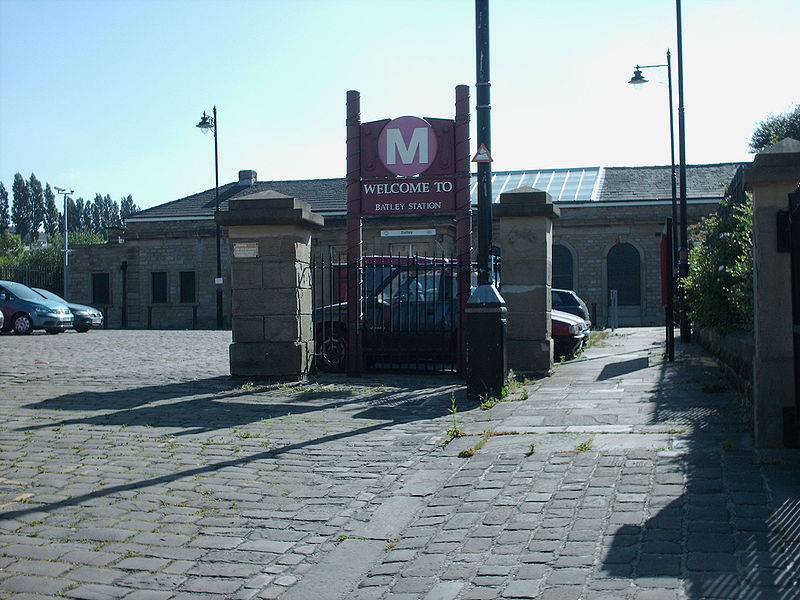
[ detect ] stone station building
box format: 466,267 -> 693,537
68,162 -> 742,330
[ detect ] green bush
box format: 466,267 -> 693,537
684,194 -> 753,332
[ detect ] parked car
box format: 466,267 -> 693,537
552,288 -> 591,327
0,280 -> 73,335
552,309 -> 590,358
316,257 -> 460,371
33,288 -> 104,333
315,257 -> 592,370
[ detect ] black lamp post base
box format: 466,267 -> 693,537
466,284 -> 507,403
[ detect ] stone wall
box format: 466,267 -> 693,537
68,196 -> 721,331
555,201 -> 717,326
69,218 -> 230,329
694,326 -> 754,417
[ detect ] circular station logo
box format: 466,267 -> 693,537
377,116 -> 438,177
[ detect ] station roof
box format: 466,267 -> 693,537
127,162 -> 744,222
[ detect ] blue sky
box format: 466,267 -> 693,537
1,0 -> 797,210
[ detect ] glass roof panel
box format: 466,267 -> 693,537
469,167 -> 601,204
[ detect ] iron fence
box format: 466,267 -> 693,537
0,265 -> 63,294
311,251 -> 466,373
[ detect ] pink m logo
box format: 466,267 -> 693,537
378,116 -> 438,177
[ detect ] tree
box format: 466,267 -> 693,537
749,104 -> 800,153
65,197 -> 78,234
684,194 -> 753,332
76,197 -> 91,232
29,174 -> 45,240
11,173 -> 31,242
120,194 -> 141,224
43,184 -> 61,237
91,196 -> 102,233
0,231 -> 25,265
0,182 -> 9,234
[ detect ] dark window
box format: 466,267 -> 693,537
607,243 -> 641,306
92,273 -> 110,305
553,245 -> 574,290
151,272 -> 167,304
179,271 -> 196,303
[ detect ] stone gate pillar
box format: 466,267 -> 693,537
495,187 -> 560,378
216,191 -> 324,379
745,138 -> 800,447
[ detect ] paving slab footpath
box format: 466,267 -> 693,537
0,327 -> 798,599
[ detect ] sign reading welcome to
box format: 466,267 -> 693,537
360,115 -> 455,215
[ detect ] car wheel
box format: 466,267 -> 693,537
317,330 -> 347,372
74,326 -> 90,333
12,313 -> 33,335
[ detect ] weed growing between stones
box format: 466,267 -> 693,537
445,394 -> 465,441
574,439 -> 593,453
458,430 -> 521,458
480,371 -> 530,410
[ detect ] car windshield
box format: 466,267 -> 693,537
3,282 -> 46,302
34,288 -> 66,303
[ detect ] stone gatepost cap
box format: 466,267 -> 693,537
498,186 -> 552,205
745,138 -> 800,188
216,190 -> 324,228
495,186 -> 560,218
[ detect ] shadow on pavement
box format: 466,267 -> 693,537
599,338 -> 800,598
596,357 -> 650,381
17,376 -> 460,434
2,378 -> 460,521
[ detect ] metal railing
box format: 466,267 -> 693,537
0,265 -> 63,293
311,252 -> 464,373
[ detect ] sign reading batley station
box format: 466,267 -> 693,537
360,115 -> 455,215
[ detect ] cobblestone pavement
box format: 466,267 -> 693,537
0,327 -> 798,600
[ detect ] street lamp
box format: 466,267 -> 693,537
626,0 -> 690,344
674,0 -> 690,343
54,186 -> 73,300
628,51 -> 678,269
196,106 -> 223,330
628,51 -> 678,360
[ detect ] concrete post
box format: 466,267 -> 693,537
745,138 -> 800,447
495,186 -> 561,378
216,191 -> 324,379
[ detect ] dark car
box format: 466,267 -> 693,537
33,288 -> 104,333
552,309 -> 590,358
315,257 -> 459,371
552,288 -> 591,326
0,280 -> 73,334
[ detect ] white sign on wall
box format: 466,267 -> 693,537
380,229 -> 436,238
233,242 -> 259,258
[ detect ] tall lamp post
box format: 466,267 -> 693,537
627,0 -> 690,344
196,107 -> 224,330
466,0 -> 507,402
54,186 -> 73,300
628,51 -> 678,269
628,53 -> 678,361
674,0 -> 690,343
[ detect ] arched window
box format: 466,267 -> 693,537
553,244 -> 574,290
607,243 -> 641,306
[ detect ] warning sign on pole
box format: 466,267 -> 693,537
472,143 -> 493,163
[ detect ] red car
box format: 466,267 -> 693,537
552,309 -> 590,358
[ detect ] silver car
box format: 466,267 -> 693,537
34,288 -> 104,333
0,280 -> 73,334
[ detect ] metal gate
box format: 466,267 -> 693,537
787,186 -> 800,446
311,252 -> 465,373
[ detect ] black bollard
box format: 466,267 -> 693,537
466,283 -> 507,402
